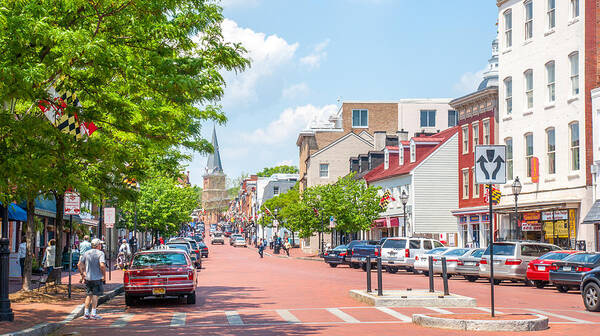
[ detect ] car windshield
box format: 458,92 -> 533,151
564,253 -> 600,263
443,248 -> 470,256
188,241 -> 198,249
167,244 -> 189,252
383,239 -> 406,249
538,252 -> 572,260
483,243 -> 515,256
426,247 -> 448,255
132,253 -> 187,267
472,249 -> 485,258
198,242 -> 207,248
347,241 -> 363,248
333,245 -> 346,251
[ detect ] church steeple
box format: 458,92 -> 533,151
206,126 -> 223,175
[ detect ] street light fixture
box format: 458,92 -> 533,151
400,190 -> 409,237
512,177 -> 522,241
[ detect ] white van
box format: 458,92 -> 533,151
380,237 -> 444,273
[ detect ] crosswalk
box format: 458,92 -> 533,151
66,306 -> 600,329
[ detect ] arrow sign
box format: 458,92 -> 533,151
475,145 -> 507,185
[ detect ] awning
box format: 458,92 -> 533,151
18,196 -> 82,223
0,202 -> 27,221
583,200 -> 600,224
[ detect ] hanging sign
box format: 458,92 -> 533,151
64,192 -> 81,215
104,207 -> 116,229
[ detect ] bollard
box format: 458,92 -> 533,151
377,257 -> 383,296
428,256 -> 434,293
366,256 -> 372,293
441,257 -> 449,296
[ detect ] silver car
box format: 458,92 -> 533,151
232,237 -> 247,247
431,248 -> 474,277
211,232 -> 225,245
413,247 -> 450,275
479,241 -> 561,285
380,237 -> 444,273
455,248 -> 485,282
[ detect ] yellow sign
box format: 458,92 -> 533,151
544,221 -> 568,238
569,209 -> 577,240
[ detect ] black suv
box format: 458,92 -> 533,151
581,267 -> 600,312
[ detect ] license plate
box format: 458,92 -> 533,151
152,287 -> 166,295
537,265 -> 546,271
465,261 -> 475,266
563,266 -> 571,272
388,261 -> 394,264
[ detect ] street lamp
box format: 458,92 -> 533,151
400,190 -> 409,237
512,177 -> 522,241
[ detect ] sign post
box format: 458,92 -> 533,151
104,208 -> 116,280
64,192 -> 81,299
475,145 -> 506,318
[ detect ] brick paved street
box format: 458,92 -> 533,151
53,242 -> 599,335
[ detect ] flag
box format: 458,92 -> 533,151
313,207 -> 319,217
484,186 -> 501,205
264,207 -> 272,217
123,177 -> 138,190
379,189 -> 393,209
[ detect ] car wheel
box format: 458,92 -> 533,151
406,267 -> 414,273
534,281 -> 546,289
523,278 -> 533,287
350,263 -> 360,269
583,282 -> 600,312
361,264 -> 367,272
465,276 -> 478,282
557,285 -> 570,293
186,292 -> 196,305
329,263 -> 338,268
125,294 -> 137,306
493,279 -> 501,285
387,266 -> 398,274
422,271 -> 429,277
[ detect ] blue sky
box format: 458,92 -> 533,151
187,0 -> 498,186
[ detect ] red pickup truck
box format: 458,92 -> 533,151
124,249 -> 197,306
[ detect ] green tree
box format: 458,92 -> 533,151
256,165 -> 299,177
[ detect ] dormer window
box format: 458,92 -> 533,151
399,146 -> 404,165
384,149 -> 389,170
410,141 -> 416,163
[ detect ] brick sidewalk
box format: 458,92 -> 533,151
0,269 -> 123,335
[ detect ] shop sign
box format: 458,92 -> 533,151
64,192 -> 81,215
569,209 -> 577,247
481,214 -> 490,223
541,210 -> 568,221
521,221 -> 541,231
522,212 -> 540,221
531,157 -> 540,183
469,215 -> 479,223
460,216 -> 467,224
544,220 -> 569,238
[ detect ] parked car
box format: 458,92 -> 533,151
324,245 -> 347,268
413,247 -> 450,275
172,238 -> 202,269
350,244 -> 381,271
232,237 -> 247,247
479,241 -> 561,285
211,232 -> 225,245
184,238 -> 202,262
230,234 -> 243,245
124,249 -> 197,306
197,241 -> 209,258
344,240 -> 379,268
431,248 -> 474,277
380,237 -> 444,273
526,250 -> 580,288
549,252 -> 600,293
581,266 -> 600,312
455,248 -> 485,282
166,241 -> 201,269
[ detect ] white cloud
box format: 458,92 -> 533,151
276,159 -> 293,166
282,82 -> 310,100
453,68 -> 486,94
300,39 -> 330,69
220,19 -> 299,105
220,0 -> 260,8
242,104 -> 338,145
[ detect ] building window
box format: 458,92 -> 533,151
547,0 -> 555,30
399,147 -> 404,165
462,169 -> 469,199
319,163 -> 329,178
472,167 -> 479,198
504,10 -> 512,48
570,122 -> 580,171
569,52 -> 579,96
410,142 -> 416,162
571,0 -> 579,18
352,109 -> 368,128
546,61 -> 555,103
506,138 -> 513,180
472,122 -> 479,152
524,1 -> 533,40
420,110 -> 436,127
505,77 -> 512,114
546,128 -> 555,174
273,186 -> 280,195
525,133 -> 533,177
525,69 -> 533,109
448,110 -> 458,127
462,126 -> 469,154
482,120 -> 490,145
384,151 -> 389,170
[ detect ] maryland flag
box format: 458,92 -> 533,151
263,207 -> 272,217
379,189 -> 395,209
484,186 -> 501,205
123,177 -> 138,190
313,207 -> 319,217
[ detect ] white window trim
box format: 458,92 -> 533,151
504,10 -> 513,48
351,109 -> 369,128
525,70 -> 534,110
570,122 -> 580,171
399,146 -> 404,165
472,167 -> 479,198
546,128 -> 556,175
462,169 -> 470,200
546,61 -> 556,103
506,138 -> 514,181
410,141 -> 416,163
525,133 -> 534,178
482,118 -> 490,145
524,0 -> 533,40
569,52 -> 580,97
505,77 -> 513,115
472,122 -> 479,152
462,126 -> 469,154
384,149 -> 389,170
547,0 -> 555,30
570,0 -> 580,19
319,163 -> 329,178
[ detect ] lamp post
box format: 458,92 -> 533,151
0,204 -> 14,321
512,177 -> 522,241
400,190 -> 409,237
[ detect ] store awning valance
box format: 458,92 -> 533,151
0,202 -> 27,221
583,200 -> 600,224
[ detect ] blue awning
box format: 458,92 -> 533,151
18,196 -> 82,223
0,202 -> 27,221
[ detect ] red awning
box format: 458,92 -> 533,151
373,218 -> 386,228
389,217 -> 399,227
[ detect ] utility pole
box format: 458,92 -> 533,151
0,204 -> 14,321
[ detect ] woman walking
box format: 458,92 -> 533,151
42,239 -> 56,277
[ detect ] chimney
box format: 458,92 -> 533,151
374,131 -> 386,150
397,129 -> 409,142
385,135 -> 399,147
349,158 -> 360,173
359,155 -> 369,173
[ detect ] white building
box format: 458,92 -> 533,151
255,174 -> 299,241
496,0 -> 594,250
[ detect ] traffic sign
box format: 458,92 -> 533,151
64,192 -> 81,215
475,145 -> 506,185
104,207 -> 116,229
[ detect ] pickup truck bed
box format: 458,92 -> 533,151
350,245 -> 380,270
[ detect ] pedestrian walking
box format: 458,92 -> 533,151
18,235 -> 26,281
258,239 -> 265,258
283,239 -> 291,257
42,239 -> 56,277
79,235 -> 91,255
78,238 -> 106,320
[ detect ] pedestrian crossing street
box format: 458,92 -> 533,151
67,305 -> 600,329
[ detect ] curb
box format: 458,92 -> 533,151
412,313 -> 549,332
1,285 -> 124,336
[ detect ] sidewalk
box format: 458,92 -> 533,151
248,244 -> 322,261
1,269 -> 123,335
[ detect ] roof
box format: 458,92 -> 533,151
583,200 -> 600,224
206,126 -> 223,175
364,127 -> 458,183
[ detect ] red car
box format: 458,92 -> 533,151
124,249 -> 197,306
526,250 -> 579,288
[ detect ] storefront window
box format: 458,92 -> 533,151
460,223 -> 468,247
472,224 -> 480,248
